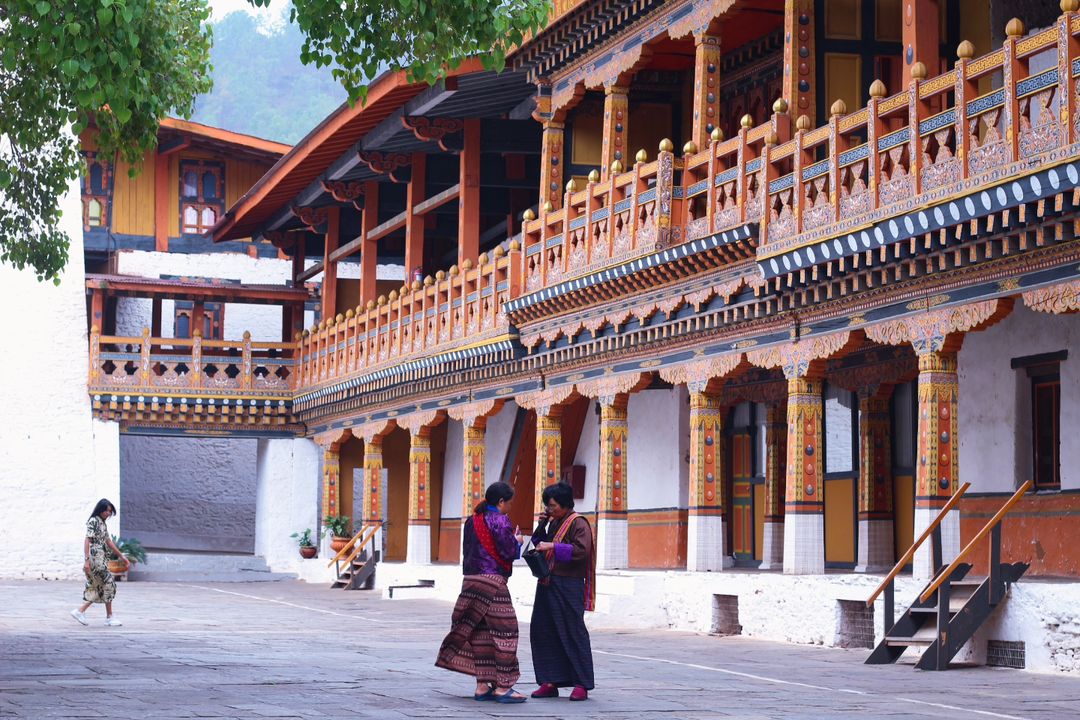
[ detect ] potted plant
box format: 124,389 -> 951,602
108,536 -> 147,575
291,528 -> 318,559
324,514 -> 351,552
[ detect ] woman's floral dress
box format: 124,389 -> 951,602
83,516 -> 116,604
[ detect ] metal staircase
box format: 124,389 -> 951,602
328,524 -> 381,590
866,481 -> 1032,670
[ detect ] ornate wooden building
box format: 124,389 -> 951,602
87,0 -> 1080,668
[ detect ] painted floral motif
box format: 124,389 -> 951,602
802,176 -> 832,232
968,110 -> 1008,177
920,127 -> 960,192
879,144 -> 912,207
1019,87 -> 1061,160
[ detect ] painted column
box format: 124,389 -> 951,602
759,402 -> 787,570
691,32 -> 722,150
686,388 -> 729,571
405,152 -> 427,281
462,418 -> 488,516
360,181 -> 379,304
856,390 -> 895,573
534,409 -> 563,514
458,118 -> 481,265
407,428 -> 432,565
601,82 -> 629,178
597,396 -> 629,570
914,351 -> 960,580
362,435 -> 384,553
539,120 -> 565,211
322,206 -> 340,320
322,443 -> 341,520
903,0 -> 940,76
782,377 -> 825,574
782,0 -> 816,126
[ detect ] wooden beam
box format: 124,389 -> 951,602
458,118 -> 481,266
291,238 -> 306,285
413,183 -> 459,216
322,206 -> 340,320
368,210 -> 408,243
154,151 -> 170,252
297,260 -> 326,284
405,152 -> 426,280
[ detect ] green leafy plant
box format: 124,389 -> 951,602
291,528 -> 316,548
110,535 -> 148,564
323,514 -> 350,538
248,0 -> 550,104
0,0 -> 213,283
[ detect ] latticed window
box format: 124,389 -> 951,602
179,161 -> 224,235
81,152 -> 112,230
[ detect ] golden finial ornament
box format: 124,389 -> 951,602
508,239 -> 521,251
869,79 -> 887,99
772,98 -> 789,114
1005,18 -> 1025,38
740,114 -> 754,130
795,115 -> 812,131
635,148 -> 648,163
910,62 -> 927,80
542,200 -> 554,213
523,208 -> 536,222
682,140 -> 698,155
957,40 -> 975,59
587,169 -> 600,183
830,99 -> 847,116
610,159 -> 623,173
658,138 -> 674,153
566,178 -> 577,193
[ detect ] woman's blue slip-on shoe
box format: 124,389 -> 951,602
494,689 -> 528,703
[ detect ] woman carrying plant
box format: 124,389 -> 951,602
435,481 -> 527,703
528,482 -> 596,701
70,499 -> 129,627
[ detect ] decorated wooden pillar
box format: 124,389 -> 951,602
362,434 -> 384,527
540,120 -> 565,211
691,32 -> 722,150
321,206 -> 340,321
686,386 -> 729,571
903,0 -> 940,75
534,409 -> 563,514
405,153 -> 427,281
458,118 -> 481,266
782,0 -> 816,125
596,395 -> 630,570
601,80 -> 629,178
913,350 -> 960,580
462,417 -> 488,516
782,376 -> 825,574
759,402 -> 787,570
360,181 -> 379,305
321,442 -> 342,520
406,430 -> 432,564
856,389 -> 895,573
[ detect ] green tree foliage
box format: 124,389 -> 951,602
191,10 -> 346,144
0,0 -> 212,283
249,0 -> 550,104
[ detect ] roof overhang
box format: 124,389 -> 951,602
86,274 -> 312,306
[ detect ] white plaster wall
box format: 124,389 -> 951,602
441,420 -> 465,519
824,385 -> 855,473
119,435 -> 257,552
255,437 -> 331,581
0,172 -> 121,579
484,400 -> 518,488
960,304 -> 1080,492
573,400 -> 600,514
628,389 -> 685,509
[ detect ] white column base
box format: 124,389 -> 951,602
596,516 -> 628,570
783,512 -> 824,574
758,520 -> 784,570
406,523 -> 431,565
913,506 -> 961,581
855,518 -> 895,573
686,514 -> 732,571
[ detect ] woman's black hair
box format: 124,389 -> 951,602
89,498 -> 117,520
475,481 -> 515,514
541,482 -> 575,510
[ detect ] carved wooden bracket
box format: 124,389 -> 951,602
575,371 -> 650,406
1022,280 -> 1080,315
291,205 -> 328,232
447,399 -> 505,426
659,352 -> 747,391
516,385 -> 576,417
402,116 -> 463,152
357,151 -> 410,176
747,330 -> 857,379
396,409 -> 445,435
321,180 -> 365,208
863,298 -> 1013,354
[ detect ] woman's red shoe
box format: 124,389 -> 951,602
569,686 -> 588,701
531,683 -> 559,698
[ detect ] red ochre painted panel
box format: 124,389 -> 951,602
960,493 -> 1080,578
437,518 -> 462,565
628,509 -> 688,569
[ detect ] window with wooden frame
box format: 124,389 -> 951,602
1012,351 -> 1065,490
174,301 -> 224,340
179,160 -> 225,235
81,151 -> 112,231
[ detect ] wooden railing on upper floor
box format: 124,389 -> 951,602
296,249 -> 521,390
88,327 -> 297,399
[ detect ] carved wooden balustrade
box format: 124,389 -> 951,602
296,248 -> 522,389
756,15 -> 1080,266
88,328 -> 297,419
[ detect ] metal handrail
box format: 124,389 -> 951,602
918,481 -> 1032,603
866,482 -> 971,607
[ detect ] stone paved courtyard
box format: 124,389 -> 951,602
2,579 -> 1079,719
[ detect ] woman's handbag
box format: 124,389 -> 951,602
522,539 -> 550,580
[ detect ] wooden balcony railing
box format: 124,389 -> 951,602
88,327 -> 297,399
296,248 -> 521,390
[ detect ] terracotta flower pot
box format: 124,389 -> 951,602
107,560 -> 128,575
299,545 -> 317,559
330,536 -> 350,553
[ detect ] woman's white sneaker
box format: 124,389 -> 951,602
69,609 -> 88,626
104,617 -> 123,627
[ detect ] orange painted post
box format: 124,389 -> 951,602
360,181 -> 379,304
1058,10 -> 1080,147
458,118 -> 481,266
191,302 -> 205,340
782,0 -> 816,126
154,151 -> 170,252
322,206 -> 340,321
405,152 -> 426,280
692,32 -> 722,150
903,0 -> 940,77
1002,19 -> 1025,164
90,288 -> 104,332
601,80 -> 629,179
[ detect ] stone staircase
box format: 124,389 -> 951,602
128,551 -> 296,583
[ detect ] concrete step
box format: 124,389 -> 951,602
128,552 -> 295,583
